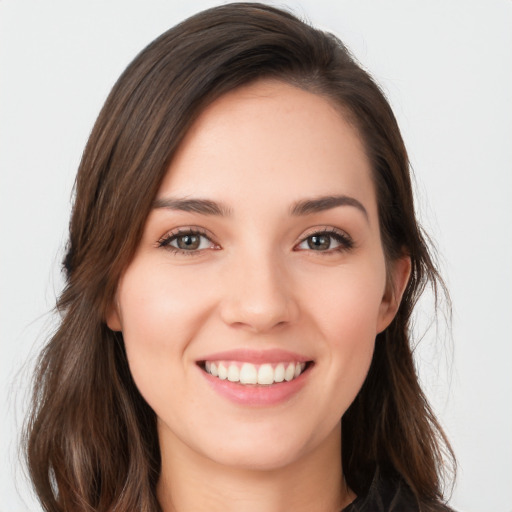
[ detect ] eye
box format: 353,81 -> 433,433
157,228 -> 218,255
295,229 -> 354,253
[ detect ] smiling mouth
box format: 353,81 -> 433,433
198,360 -> 313,385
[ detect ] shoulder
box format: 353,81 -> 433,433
342,477 -> 455,512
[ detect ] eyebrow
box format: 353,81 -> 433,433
152,197 -> 233,216
289,195 -> 368,220
152,194 -> 368,220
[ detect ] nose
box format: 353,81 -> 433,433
219,250 -> 299,333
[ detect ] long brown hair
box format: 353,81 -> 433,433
24,3 -> 455,511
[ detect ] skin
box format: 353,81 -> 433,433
108,80 -> 410,512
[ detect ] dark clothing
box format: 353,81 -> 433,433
342,477 -> 454,512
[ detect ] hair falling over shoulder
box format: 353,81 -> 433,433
23,3 -> 456,511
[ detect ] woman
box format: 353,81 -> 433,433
24,3 -> 456,511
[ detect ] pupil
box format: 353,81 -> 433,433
178,234 -> 200,250
308,235 -> 330,250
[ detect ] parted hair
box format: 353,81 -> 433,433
24,3 -> 455,511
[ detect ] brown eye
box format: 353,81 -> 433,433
176,234 -> 201,250
307,234 -> 331,251
158,230 -> 216,254
296,229 -> 354,253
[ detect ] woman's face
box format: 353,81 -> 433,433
108,80 -> 408,471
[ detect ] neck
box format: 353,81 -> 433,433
156,422 -> 355,512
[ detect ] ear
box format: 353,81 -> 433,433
106,299 -> 123,332
377,255 -> 411,334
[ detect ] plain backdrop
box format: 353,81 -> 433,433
1,1 -> 511,511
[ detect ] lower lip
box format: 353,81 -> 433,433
200,366 -> 311,406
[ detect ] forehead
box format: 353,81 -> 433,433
158,79 -> 377,221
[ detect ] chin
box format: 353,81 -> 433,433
197,422 -> 333,473
210,444 -> 308,472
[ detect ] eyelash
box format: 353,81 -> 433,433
157,228 -> 217,256
157,227 -> 354,256
296,228 -> 354,254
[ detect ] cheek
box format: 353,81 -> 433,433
305,258 -> 387,340
118,261 -> 212,342
301,261 -> 385,411
116,261 -> 214,395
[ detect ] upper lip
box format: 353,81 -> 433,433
196,349 -> 312,364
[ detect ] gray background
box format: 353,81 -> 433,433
1,1 -> 511,510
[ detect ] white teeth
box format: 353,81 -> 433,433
239,363 -> 258,384
274,363 -> 285,383
204,360 -> 307,385
218,362 -> 228,380
257,364 -> 274,385
284,363 -> 295,382
227,364 -> 240,382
